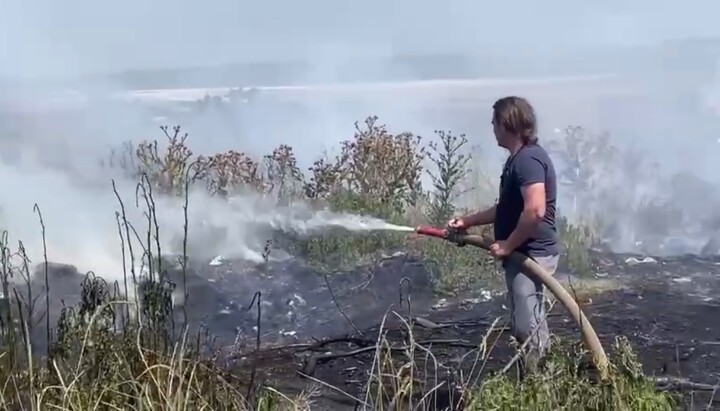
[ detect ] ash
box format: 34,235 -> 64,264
166,252 -> 438,348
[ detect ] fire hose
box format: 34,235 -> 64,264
415,225 -> 610,380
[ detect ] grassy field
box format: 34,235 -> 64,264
0,117 -> 680,410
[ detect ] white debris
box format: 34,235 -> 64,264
292,293 -> 307,306
625,256 -> 657,265
209,255 -> 225,266
672,277 -> 692,284
381,251 -> 406,259
280,330 -> 296,337
459,290 -> 494,306
431,298 -> 449,310
460,298 -> 481,306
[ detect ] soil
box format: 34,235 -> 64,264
24,249 -> 720,410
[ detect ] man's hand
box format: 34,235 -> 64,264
447,217 -> 468,230
489,240 -> 514,258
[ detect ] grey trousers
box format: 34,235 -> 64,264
503,254 -> 559,359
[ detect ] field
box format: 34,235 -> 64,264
112,75 -> 646,137
28,247 -> 717,410
0,89 -> 717,410
114,75 -> 623,103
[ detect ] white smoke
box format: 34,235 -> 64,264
0,151 -> 412,285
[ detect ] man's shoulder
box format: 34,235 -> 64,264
510,144 -> 555,182
516,143 -> 552,163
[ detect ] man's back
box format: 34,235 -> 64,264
494,143 -> 559,257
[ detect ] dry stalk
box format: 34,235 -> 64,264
113,179 -> 140,325
32,204 -> 50,359
323,274 -> 363,337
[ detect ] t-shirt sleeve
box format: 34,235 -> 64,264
513,153 -> 547,186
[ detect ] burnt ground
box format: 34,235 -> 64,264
23,250 -> 720,410
175,250 -> 720,410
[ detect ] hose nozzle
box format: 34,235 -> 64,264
415,225 -> 448,238
415,225 -> 468,246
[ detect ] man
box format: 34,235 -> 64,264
448,96 -> 559,371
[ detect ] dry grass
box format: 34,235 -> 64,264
0,117 -> 682,410
301,306 -> 676,411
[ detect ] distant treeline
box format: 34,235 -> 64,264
4,37 -> 720,91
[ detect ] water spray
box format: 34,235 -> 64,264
413,225 -> 610,380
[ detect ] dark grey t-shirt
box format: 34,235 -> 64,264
494,143 -> 559,257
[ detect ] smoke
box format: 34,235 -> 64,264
1,0 -> 720,289
0,151 -> 414,284
152,188 -> 414,266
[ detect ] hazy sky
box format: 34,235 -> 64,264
1,0 -> 719,77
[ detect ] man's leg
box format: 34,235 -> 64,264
504,254 -> 559,370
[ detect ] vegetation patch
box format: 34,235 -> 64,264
467,337 -> 676,411
0,116 -> 687,409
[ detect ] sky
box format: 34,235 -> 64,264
1,0 -> 720,77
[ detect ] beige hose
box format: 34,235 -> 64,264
460,234 -> 610,380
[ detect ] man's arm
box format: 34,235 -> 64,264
463,204 -> 497,227
505,183 -> 546,250
504,155 -> 547,251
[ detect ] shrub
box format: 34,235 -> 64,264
467,337 -> 676,411
135,125 -> 198,196
425,130 -> 472,226
558,215 -> 597,277
317,116 -> 426,213
291,117 -> 427,271
203,149 -> 263,196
